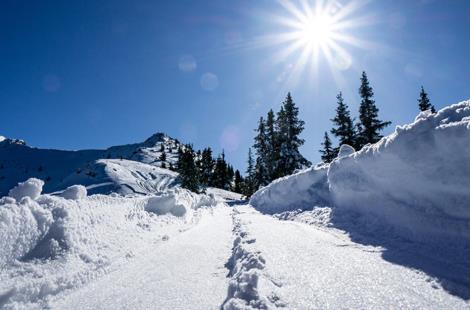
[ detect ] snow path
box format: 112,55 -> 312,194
51,206 -> 234,310
230,205 -> 469,309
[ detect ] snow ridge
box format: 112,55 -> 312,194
222,208 -> 285,310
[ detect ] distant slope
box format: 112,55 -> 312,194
0,133 -> 181,196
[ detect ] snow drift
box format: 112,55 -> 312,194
251,101 -> 470,244
0,178 -> 218,308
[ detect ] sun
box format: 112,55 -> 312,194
298,13 -> 335,49
261,0 -> 374,87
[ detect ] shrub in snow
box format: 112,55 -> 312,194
337,144 -> 355,158
8,178 -> 44,201
59,185 -> 87,200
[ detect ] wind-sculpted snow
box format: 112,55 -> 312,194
0,179 -> 217,309
251,101 -> 470,244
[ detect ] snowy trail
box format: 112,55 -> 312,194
227,205 -> 469,309
51,206 -> 233,310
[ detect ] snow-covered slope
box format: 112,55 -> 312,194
0,133 -> 181,196
251,101 -> 470,244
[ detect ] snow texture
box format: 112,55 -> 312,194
0,179 -> 217,309
59,185 -> 87,200
251,101 -> 470,244
8,178 -> 44,201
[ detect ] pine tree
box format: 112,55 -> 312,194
212,151 -> 229,190
233,170 -> 244,194
176,145 -> 199,192
159,150 -> 167,167
244,148 -> 256,197
331,92 -> 355,150
265,109 -> 280,181
276,92 -> 311,176
253,116 -> 269,186
418,86 -> 436,113
357,72 -> 391,148
319,132 -> 336,163
199,147 -> 214,187
160,143 -> 165,152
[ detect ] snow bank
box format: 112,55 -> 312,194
0,179 -> 219,308
329,101 -> 470,242
59,185 -> 87,200
251,101 -> 470,243
145,190 -> 216,217
249,164 -> 330,214
8,178 -> 44,201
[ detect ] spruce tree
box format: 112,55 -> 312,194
233,170 -> 244,194
159,150 -> 167,167
331,92 -> 355,150
244,148 -> 256,197
212,151 -> 229,190
265,109 -> 279,181
253,116 -> 269,186
357,72 -> 391,148
319,132 -> 336,163
199,148 -> 214,187
276,92 -> 310,176
177,145 -> 199,193
418,86 -> 436,113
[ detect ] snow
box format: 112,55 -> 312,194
229,205 -> 468,309
337,143 -> 355,157
0,135 -> 5,142
51,206 -> 233,310
8,178 -> 44,201
2,102 -> 470,308
249,164 -> 330,214
251,101 -> 470,244
59,185 -> 87,200
0,132 -> 181,197
0,179 -> 221,309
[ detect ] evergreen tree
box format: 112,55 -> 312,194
253,116 -> 269,186
276,93 -> 310,176
176,145 -> 199,192
199,147 -> 215,187
159,150 -> 167,168
319,132 -> 336,163
331,92 -> 355,150
418,86 -> 436,113
244,148 -> 256,197
357,72 -> 391,148
233,170 -> 244,194
212,151 -> 229,190
160,143 -> 165,152
265,109 -> 280,181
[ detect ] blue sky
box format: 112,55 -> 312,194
1,0 -> 469,171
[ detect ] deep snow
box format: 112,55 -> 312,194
251,101 -> 470,244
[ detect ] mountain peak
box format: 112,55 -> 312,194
142,132 -> 167,147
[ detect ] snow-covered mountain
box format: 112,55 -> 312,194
0,133 -> 181,196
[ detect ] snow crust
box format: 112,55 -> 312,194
8,178 -> 44,201
251,101 -> 470,244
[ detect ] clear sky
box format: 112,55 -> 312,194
1,0 -> 469,172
